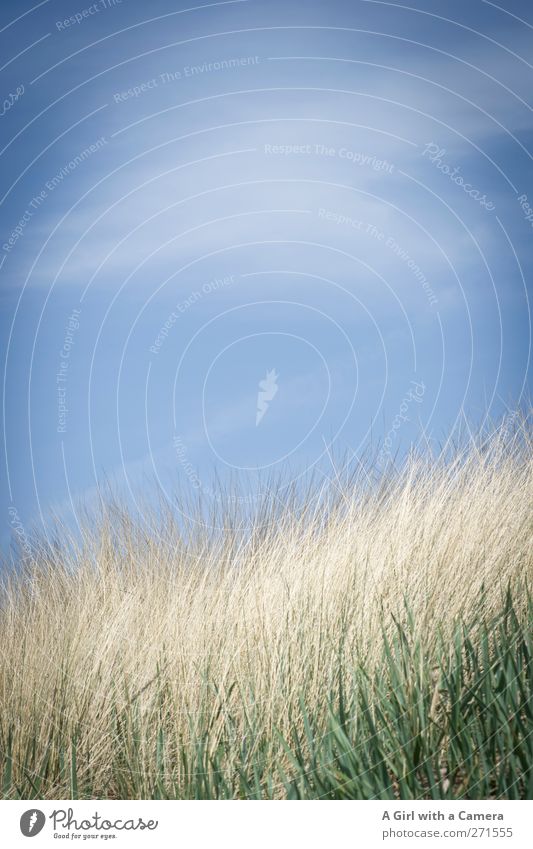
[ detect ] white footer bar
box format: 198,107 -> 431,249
1,800 -> 531,848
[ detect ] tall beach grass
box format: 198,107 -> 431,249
1,415 -> 532,799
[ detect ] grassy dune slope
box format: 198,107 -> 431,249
1,418 -> 532,799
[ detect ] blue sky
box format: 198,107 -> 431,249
1,0 -> 532,547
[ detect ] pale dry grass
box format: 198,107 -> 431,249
0,415 -> 531,797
